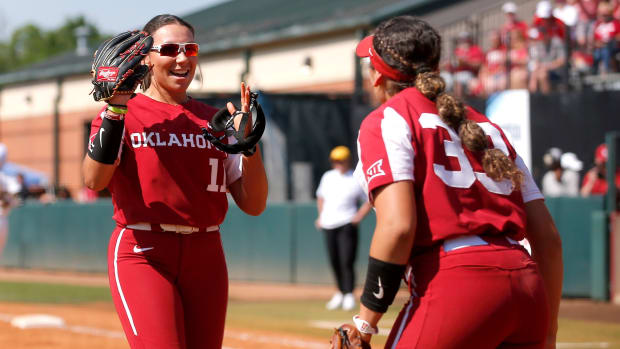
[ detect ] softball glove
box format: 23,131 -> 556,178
90,31 -> 153,101
330,324 -> 371,349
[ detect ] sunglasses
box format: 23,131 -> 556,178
151,43 -> 200,57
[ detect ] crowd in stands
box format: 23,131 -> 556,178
0,143 -> 82,209
542,143 -> 620,199
441,0 -> 620,97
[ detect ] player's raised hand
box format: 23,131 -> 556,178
228,82 -> 252,137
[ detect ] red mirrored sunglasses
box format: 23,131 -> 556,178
150,43 -> 200,57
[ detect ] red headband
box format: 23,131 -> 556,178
355,35 -> 413,82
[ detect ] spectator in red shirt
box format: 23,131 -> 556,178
581,143 -> 620,196
576,0 -> 601,47
529,25 -> 567,93
555,0 -> 580,28
501,2 -> 530,46
508,29 -> 530,89
613,0 -> 620,19
451,31 -> 484,97
555,0 -> 580,43
592,1 -> 620,74
532,1 -> 567,40
480,31 -> 507,95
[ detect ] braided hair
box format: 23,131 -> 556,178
372,16 -> 523,189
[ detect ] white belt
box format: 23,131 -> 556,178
126,222 -> 219,234
443,235 -> 519,252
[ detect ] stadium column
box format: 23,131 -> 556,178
606,132 -> 620,303
53,77 -> 63,189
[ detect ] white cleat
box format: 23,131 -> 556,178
342,293 -> 356,311
326,292 -> 343,310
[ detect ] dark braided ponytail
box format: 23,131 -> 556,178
373,16 -> 523,190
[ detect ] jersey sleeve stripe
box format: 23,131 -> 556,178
354,159 -> 369,197
381,107 -> 415,182
516,154 -> 544,203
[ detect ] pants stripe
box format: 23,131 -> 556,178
114,228 -> 138,336
391,296 -> 415,349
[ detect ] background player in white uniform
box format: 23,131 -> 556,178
316,146 -> 371,311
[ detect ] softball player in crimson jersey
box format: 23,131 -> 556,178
82,15 -> 267,349
347,17 -> 563,348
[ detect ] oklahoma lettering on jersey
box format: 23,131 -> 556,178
88,93 -> 242,227
355,88 -> 543,251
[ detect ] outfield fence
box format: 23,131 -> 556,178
0,196 -> 611,299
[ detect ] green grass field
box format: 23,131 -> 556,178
0,280 -> 112,303
1,280 -> 619,348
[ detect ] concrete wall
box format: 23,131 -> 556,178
249,32 -> 358,92
190,51 -> 247,93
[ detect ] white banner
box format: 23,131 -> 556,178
485,89 -> 532,169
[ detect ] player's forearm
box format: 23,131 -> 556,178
82,155 -> 116,191
237,145 -> 268,215
358,304 -> 384,343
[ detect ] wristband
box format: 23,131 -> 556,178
360,256 -> 406,313
107,104 -> 128,115
104,110 -> 125,121
353,315 -> 378,335
87,116 -> 125,164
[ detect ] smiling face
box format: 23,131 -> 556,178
144,24 -> 197,101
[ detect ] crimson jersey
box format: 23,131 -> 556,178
354,88 -> 543,251
88,93 -> 242,227
593,19 -> 620,43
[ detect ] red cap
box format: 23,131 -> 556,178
595,144 -> 608,163
355,35 -> 413,82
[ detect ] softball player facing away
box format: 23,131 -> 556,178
350,17 -> 563,348
82,15 -> 268,348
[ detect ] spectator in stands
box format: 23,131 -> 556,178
542,148 -> 581,197
451,31 -> 484,97
0,144 -> 20,196
55,186 -> 72,201
508,29 -> 530,89
581,143 -> 620,196
555,0 -> 581,45
480,31 -> 508,95
571,47 -> 595,74
501,2 -> 529,47
533,1 -> 568,40
576,0 -> 601,47
529,22 -> 568,93
0,191 -> 14,258
592,1 -> 620,74
315,146 -> 371,311
555,0 -> 581,29
16,173 -> 30,202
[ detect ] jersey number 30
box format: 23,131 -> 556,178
419,113 -> 513,195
